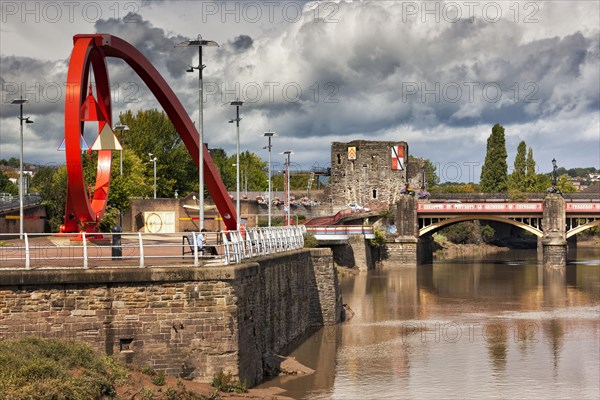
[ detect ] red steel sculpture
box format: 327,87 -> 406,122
61,34 -> 236,233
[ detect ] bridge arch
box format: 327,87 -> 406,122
567,220 -> 600,238
419,215 -> 543,238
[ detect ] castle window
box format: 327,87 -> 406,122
372,189 -> 377,199
337,154 -> 342,164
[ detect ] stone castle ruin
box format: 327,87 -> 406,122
326,140 -> 424,209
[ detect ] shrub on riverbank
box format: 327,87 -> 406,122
0,337 -> 129,400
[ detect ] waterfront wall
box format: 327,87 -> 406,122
0,249 -> 341,386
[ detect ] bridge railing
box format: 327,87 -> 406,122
306,225 -> 374,236
427,192 -> 599,202
0,226 -> 305,270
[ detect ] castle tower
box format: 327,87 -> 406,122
328,140 -> 409,207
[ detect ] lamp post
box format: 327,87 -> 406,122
421,163 -> 427,191
262,132 -> 276,227
282,150 -> 293,226
114,124 -> 129,228
149,153 -> 157,199
9,97 -> 33,239
176,34 -> 219,230
551,158 -> 557,187
229,100 -> 244,230
114,124 -> 129,176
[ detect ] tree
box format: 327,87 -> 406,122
434,182 -> 480,193
509,141 -> 527,192
480,124 -> 508,193
0,171 -> 17,195
556,174 -> 577,193
118,109 -> 198,198
35,166 -> 67,232
525,147 -> 537,192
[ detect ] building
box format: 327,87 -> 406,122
326,140 -> 421,208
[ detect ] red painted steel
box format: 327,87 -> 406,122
61,34 -> 237,233
417,202 -> 544,213
565,203 -> 600,212
418,201 -> 600,214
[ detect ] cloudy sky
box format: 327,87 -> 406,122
1,0 -> 598,182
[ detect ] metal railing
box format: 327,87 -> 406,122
0,226 -> 305,270
428,192 -> 600,202
306,225 -> 374,236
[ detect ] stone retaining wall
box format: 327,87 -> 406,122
0,249 -> 340,386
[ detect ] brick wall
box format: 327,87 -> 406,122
0,249 -> 341,387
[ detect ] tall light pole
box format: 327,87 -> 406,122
114,124 -> 129,176
149,153 -> 157,199
262,132 -> 276,227
229,100 -> 244,230
9,97 -> 33,239
552,158 -> 558,187
176,34 -> 219,230
282,150 -> 293,226
114,124 -> 129,228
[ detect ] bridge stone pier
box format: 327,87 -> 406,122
542,194 -> 567,269
380,196 -> 419,267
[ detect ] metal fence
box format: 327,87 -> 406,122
0,226 -> 306,270
428,192 -> 600,202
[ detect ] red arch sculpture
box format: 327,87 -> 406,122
61,34 -> 236,233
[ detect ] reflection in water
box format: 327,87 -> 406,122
262,249 -> 600,399
486,322 -> 508,374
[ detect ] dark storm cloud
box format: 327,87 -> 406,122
0,55 -> 68,117
94,13 -> 192,79
214,1 -> 598,141
230,35 -> 254,52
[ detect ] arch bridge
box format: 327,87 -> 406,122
417,201 -> 600,239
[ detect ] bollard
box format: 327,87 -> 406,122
112,226 -> 122,260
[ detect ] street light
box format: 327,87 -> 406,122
149,153 -> 157,199
229,100 -> 244,230
176,34 -> 219,230
281,150 -> 293,226
114,124 -> 129,228
114,124 -> 129,176
9,97 -> 33,239
551,158 -> 557,187
262,131 -> 277,227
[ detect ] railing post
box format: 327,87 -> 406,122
222,232 -> 230,265
247,229 -> 254,257
138,232 -> 145,268
192,231 -> 199,266
24,233 -> 30,270
82,232 -> 88,269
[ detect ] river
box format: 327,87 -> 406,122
261,247 -> 600,399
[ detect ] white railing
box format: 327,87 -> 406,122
0,226 -> 305,270
305,225 -> 374,236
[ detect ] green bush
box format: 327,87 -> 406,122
369,229 -> 387,248
0,337 -> 128,400
441,222 -> 478,244
210,370 -> 247,393
140,366 -> 166,386
481,224 -> 496,243
303,231 -> 319,248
